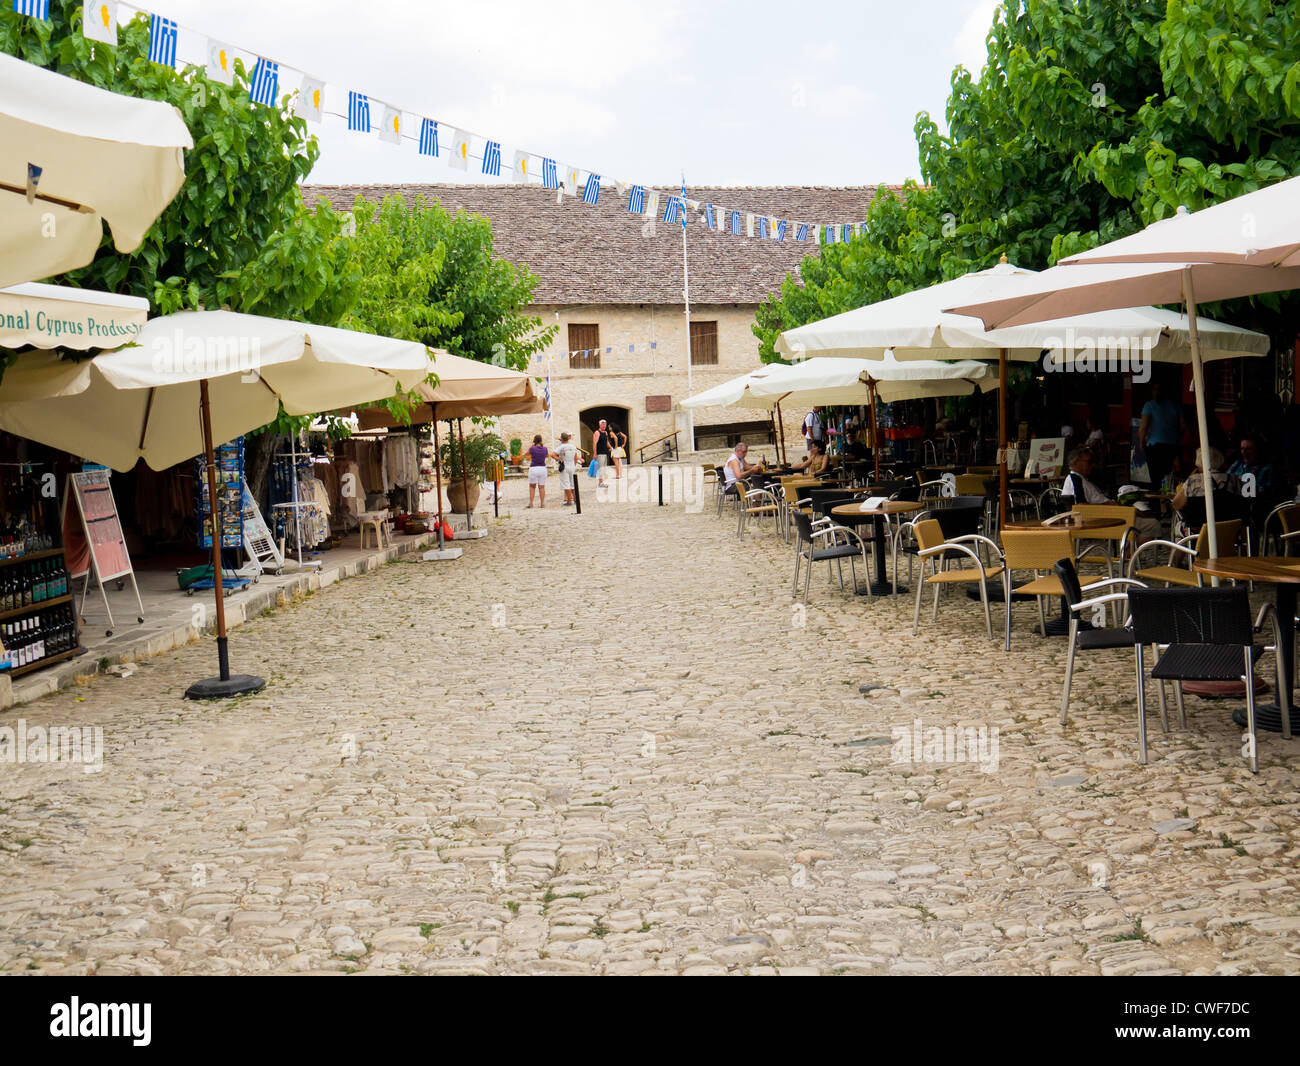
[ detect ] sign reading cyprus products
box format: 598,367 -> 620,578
0,283 -> 148,351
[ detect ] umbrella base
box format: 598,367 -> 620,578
185,674 -> 266,700
423,547 -> 463,561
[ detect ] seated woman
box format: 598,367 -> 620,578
791,440 -> 828,476
1170,447 -> 1229,512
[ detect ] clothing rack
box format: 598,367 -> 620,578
273,434 -> 322,571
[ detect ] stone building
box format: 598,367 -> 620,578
304,183 -> 892,460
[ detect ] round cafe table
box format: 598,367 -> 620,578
832,500 -> 922,596
1193,556 -> 1299,735
1001,515 -> 1120,634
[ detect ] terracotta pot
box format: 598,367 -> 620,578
446,477 -> 481,514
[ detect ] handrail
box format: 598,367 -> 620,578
636,430 -> 680,464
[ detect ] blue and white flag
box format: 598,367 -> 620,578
582,173 -> 600,204
148,14 -> 177,67
543,367 -> 552,421
249,58 -> 279,107
729,211 -> 742,236
541,158 -> 558,189
662,196 -> 679,223
795,222 -> 809,242
825,225 -> 837,244
13,1 -> 49,19
704,203 -> 716,229
347,91 -> 371,132
776,220 -> 788,242
758,217 -> 770,239
627,185 -> 645,214
482,141 -> 502,176
418,118 -> 439,157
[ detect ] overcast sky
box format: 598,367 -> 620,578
148,0 -> 1002,188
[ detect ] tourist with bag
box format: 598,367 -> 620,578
556,432 -> 582,507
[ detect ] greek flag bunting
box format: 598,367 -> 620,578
541,158 -> 558,189
662,196 -> 679,223
13,1 -> 49,19
795,222 -> 809,241
482,141 -> 502,176
776,220 -> 788,242
582,173 -> 600,205
704,203 -> 715,229
729,211 -> 741,235
148,15 -> 177,67
347,91 -> 371,132
418,118 -> 439,157
249,58 -> 279,107
758,217 -> 770,239
627,186 -> 645,214
543,369 -> 552,421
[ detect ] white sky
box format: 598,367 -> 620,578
143,0 -> 1003,188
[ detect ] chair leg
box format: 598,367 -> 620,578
931,574 -> 941,622
1061,621 -> 1077,723
978,574 -> 993,639
836,558 -> 845,590
1277,643 -> 1292,741
803,552 -> 813,604
1036,594 -> 1047,640
912,567 -> 925,635
792,547 -> 802,597
1174,678 -> 1186,730
1003,573 -> 1013,653
1245,649 -> 1258,774
1135,644 -> 1149,765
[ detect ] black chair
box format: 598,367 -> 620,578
1055,559 -> 1146,723
1128,585 -> 1288,773
790,509 -> 869,604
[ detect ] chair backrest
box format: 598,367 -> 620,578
1053,557 -> 1084,607
912,518 -> 945,553
1001,529 -> 1074,571
1280,503 -> 1300,535
1128,586 -> 1252,646
954,473 -> 986,495
791,509 -> 815,545
935,502 -> 984,540
1192,519 -> 1242,559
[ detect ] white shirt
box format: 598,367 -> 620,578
804,412 -> 823,439
724,452 -> 748,486
1061,471 -> 1110,504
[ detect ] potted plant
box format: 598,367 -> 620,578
439,428 -> 506,514
508,437 -> 525,467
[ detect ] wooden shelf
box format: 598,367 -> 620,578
0,593 -> 72,624
0,548 -> 63,568
5,645 -> 83,679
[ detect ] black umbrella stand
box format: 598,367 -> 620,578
185,379 -> 266,699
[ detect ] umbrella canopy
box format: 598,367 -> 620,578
679,365 -> 786,410
0,310 -> 430,471
747,354 -> 998,405
0,53 -> 192,287
1,282 -> 149,351
1060,175 -> 1300,268
353,350 -> 544,427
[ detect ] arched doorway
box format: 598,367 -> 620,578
579,405 -> 632,459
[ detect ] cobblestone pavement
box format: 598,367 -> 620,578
1,480 -> 1298,975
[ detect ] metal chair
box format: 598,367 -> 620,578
1127,520 -> 1242,587
1055,558 -> 1147,723
1000,529 -> 1109,651
1128,585 -> 1289,773
912,518 -> 1005,638
1261,501 -> 1300,557
790,510 -> 869,604
738,485 -> 780,536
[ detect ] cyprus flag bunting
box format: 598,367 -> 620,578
297,77 -> 324,123
512,151 -> 530,180
82,1 -> 117,45
207,40 -> 234,85
449,129 -> 470,170
379,105 -> 402,145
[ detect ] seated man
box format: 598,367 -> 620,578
723,441 -> 763,489
1061,448 -> 1110,504
790,439 -> 828,476
844,430 -> 871,463
1226,436 -> 1274,500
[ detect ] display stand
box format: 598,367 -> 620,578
0,549 -> 82,677
241,486 -> 284,577
273,434 -> 322,571
61,469 -> 144,637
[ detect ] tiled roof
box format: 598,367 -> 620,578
301,183 -> 897,306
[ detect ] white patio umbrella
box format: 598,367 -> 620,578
777,261 -> 1268,521
0,52 -> 192,287
680,365 -> 786,410
0,309 -> 430,698
747,355 -> 998,480
1,282 -> 148,351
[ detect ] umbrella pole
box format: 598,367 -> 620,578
999,349 -> 1008,532
432,418 -> 445,550
457,417 -> 471,530
776,400 -> 788,466
1183,269 -> 1219,565
185,379 -> 264,699
869,382 -> 880,483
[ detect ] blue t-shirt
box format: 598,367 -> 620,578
1142,399 -> 1179,445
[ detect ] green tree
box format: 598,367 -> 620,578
0,0 -> 354,323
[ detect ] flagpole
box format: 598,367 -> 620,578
681,170 -> 695,454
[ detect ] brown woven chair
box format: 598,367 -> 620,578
912,518 -> 1005,639
1000,529 -> 1108,651
1127,520 -> 1242,588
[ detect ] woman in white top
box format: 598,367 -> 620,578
555,432 -> 582,507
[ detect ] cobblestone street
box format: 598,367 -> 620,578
1,483 -> 1298,975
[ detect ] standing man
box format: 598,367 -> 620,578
1139,381 -> 1182,490
592,418 -> 612,488
802,406 -> 825,452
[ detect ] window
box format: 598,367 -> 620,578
568,324 -> 600,369
690,320 -> 718,365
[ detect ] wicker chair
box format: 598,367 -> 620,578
790,510 -> 869,604
1000,528 -> 1108,651
911,518 -> 1005,638
1127,520 -> 1242,588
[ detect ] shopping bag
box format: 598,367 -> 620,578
587,458 -> 599,478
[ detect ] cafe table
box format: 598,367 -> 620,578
1000,515 -> 1120,633
1193,556 -> 1298,735
831,499 -> 923,596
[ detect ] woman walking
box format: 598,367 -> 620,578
610,423 -> 628,480
526,434 -> 555,508
556,432 -> 582,507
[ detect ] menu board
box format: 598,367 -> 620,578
61,469 -> 133,581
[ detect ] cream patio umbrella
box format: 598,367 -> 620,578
776,261 -> 1269,523
0,282 -> 149,351
0,52 -> 192,287
681,365 -> 797,462
746,354 -> 998,481
0,309 -> 430,698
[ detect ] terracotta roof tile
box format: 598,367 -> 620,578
301,183 -> 897,306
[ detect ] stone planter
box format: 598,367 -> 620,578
446,477 -> 481,514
